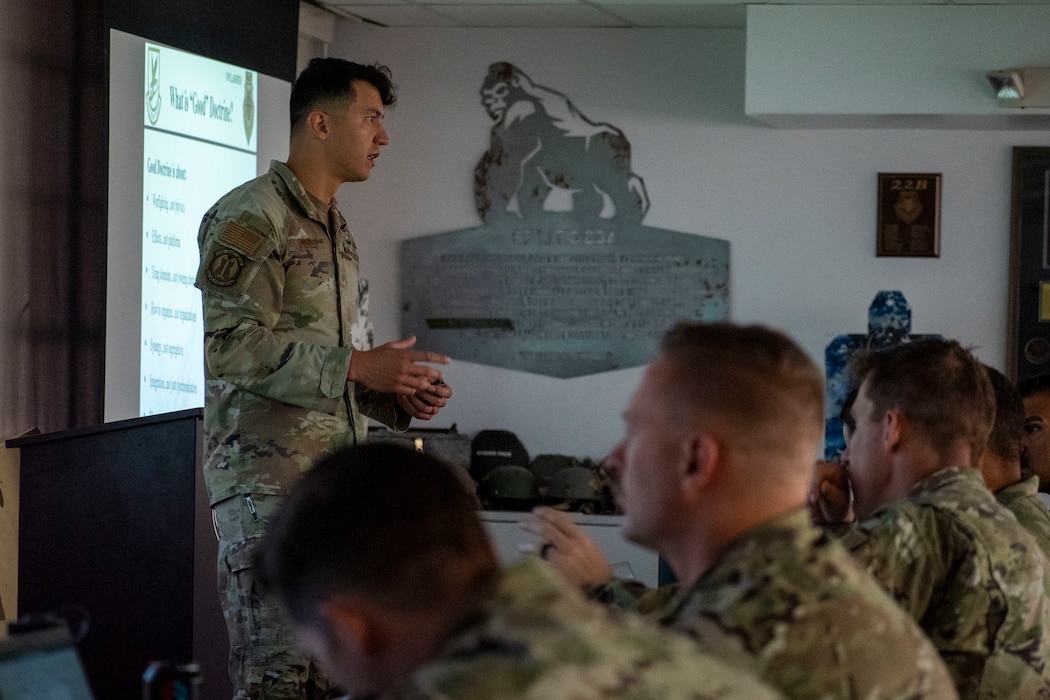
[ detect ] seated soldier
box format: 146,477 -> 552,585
812,339 -> 1050,698
976,365 -> 1050,557
525,321 -> 956,699
1018,372 -> 1050,506
253,442 -> 782,700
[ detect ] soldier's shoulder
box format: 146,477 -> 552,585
397,633 -> 783,700
416,560 -> 783,699
853,492 -> 957,546
200,171 -> 289,243
206,171 -> 274,212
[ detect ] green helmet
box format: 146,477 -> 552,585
529,454 -> 579,487
478,464 -> 539,511
546,466 -> 604,502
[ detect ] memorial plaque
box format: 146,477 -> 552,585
876,173 -> 941,257
400,62 -> 729,378
401,220 -> 728,378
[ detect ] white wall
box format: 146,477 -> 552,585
328,24 -> 1050,461
747,5 -> 1050,126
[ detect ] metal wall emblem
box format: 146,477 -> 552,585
401,62 -> 729,378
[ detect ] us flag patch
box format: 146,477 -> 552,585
216,219 -> 266,257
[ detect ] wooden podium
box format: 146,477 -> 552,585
6,409 -> 231,699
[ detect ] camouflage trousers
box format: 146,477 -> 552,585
213,494 -> 334,700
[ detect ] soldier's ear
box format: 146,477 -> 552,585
320,595 -> 380,655
305,110 -> 331,141
883,408 -> 903,453
682,433 -> 719,501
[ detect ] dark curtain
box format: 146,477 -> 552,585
0,0 -> 107,438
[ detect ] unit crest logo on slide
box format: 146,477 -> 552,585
145,46 -> 162,126
243,72 -> 255,144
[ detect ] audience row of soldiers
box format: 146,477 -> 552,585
254,322 -> 1050,699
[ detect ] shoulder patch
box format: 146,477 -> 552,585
216,219 -> 267,258
206,249 -> 246,287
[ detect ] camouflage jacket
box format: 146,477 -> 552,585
589,509 -> 958,699
839,466 -> 1050,699
381,557 -> 783,700
996,474 -> 1050,560
195,161 -> 407,505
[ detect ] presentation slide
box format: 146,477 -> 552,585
106,30 -> 289,421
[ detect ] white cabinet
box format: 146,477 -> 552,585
479,510 -> 661,588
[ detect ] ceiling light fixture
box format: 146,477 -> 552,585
987,70 -> 1024,101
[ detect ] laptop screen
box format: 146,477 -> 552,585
0,626 -> 95,700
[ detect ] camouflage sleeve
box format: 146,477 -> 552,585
197,212 -> 353,412
587,578 -> 680,616
356,385 -> 411,432
835,506 -> 952,620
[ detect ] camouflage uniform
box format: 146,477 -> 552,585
381,557 -> 783,700
838,466 -> 1050,699
196,161 -> 408,699
588,510 -> 958,699
996,474 -> 1050,559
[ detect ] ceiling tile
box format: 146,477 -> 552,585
312,0 -> 1050,28
593,0 -> 743,4
598,4 -> 746,27
761,0 -> 935,3
425,4 -> 629,26
320,0 -> 407,5
335,4 -> 462,24
424,0 -> 580,4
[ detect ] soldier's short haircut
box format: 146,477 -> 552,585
983,364 -> 1024,464
255,443 -> 496,626
289,57 -> 396,132
839,386 -> 859,436
658,322 -> 825,454
851,338 -> 994,458
1018,373 -> 1050,401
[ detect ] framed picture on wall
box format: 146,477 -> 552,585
1008,147 -> 1050,381
876,173 -> 941,257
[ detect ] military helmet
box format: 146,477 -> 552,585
471,430 -> 530,482
478,464 -> 539,511
529,454 -> 579,486
546,466 -> 604,502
